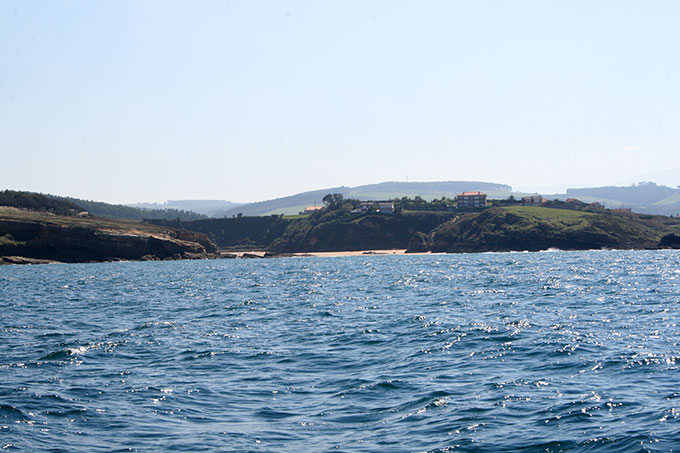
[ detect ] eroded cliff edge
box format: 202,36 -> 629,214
0,207 -> 216,264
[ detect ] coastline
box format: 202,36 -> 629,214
222,249 -> 437,258
4,204 -> 680,266
0,249 -> 436,265
3,247 -> 679,266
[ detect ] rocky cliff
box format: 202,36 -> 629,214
0,207 -> 216,264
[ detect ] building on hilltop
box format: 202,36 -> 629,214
521,195 -> 544,206
300,206 -> 323,215
456,192 -> 487,208
355,200 -> 394,215
376,201 -> 394,215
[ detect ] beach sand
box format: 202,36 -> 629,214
220,249 -> 439,258
305,249 -> 407,257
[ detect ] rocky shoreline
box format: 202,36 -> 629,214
3,204 -> 680,266
0,207 -> 217,265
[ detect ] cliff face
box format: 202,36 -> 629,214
268,212 -> 456,253
0,208 -> 216,263
147,216 -> 289,250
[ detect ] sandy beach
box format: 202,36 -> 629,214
304,249 -> 407,257
220,249 -> 440,258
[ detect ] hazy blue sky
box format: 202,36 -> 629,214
2,1 -> 679,203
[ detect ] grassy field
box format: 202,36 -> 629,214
502,205 -> 595,220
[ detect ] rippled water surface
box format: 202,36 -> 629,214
1,250 -> 680,451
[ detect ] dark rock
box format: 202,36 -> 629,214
406,232 -> 429,253
0,256 -> 60,265
175,230 -> 217,253
263,252 -> 294,258
660,234 -> 680,249
0,216 -> 210,263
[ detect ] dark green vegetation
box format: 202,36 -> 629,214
0,190 -> 84,216
394,196 -> 456,212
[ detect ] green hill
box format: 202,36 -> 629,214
428,206 -> 680,253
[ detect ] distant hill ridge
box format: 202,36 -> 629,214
214,181 -> 513,217
561,182 -> 680,216
58,196 -> 207,221
128,199 -> 244,217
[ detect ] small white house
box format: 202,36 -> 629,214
521,195 -> 544,206
377,202 -> 394,215
358,200 -> 394,215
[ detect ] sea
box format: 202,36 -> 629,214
1,250 -> 679,452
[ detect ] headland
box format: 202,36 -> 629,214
2,192 -> 680,265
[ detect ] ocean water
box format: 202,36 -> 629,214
1,250 -> 679,452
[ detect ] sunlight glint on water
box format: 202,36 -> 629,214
1,250 -> 679,451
